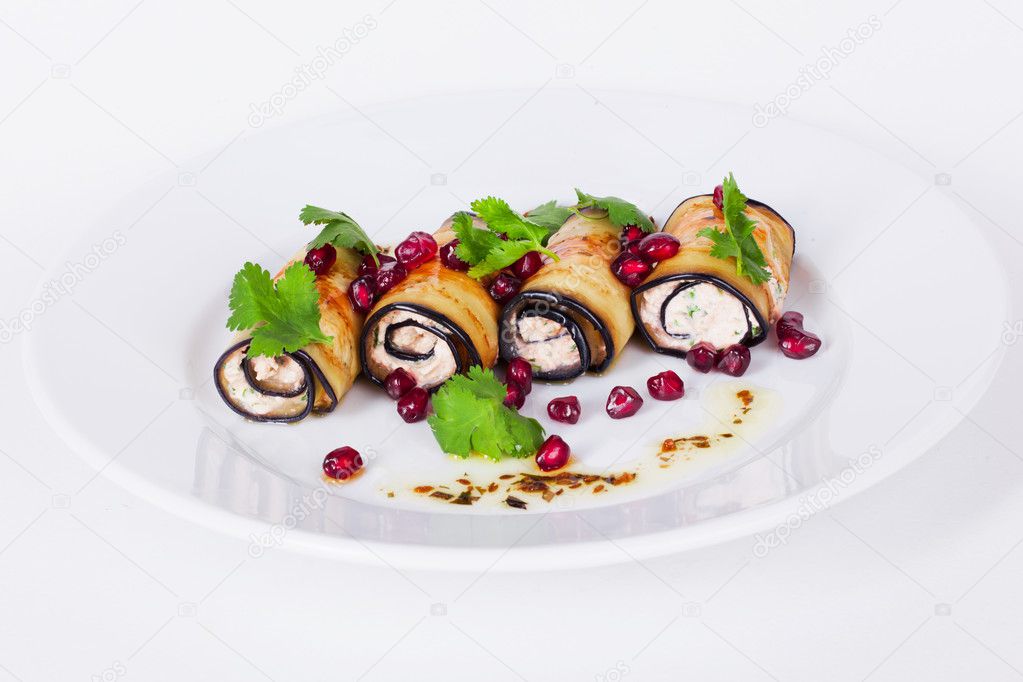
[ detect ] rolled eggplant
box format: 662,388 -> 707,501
631,194 -> 795,357
499,209 -> 634,381
214,247 -> 363,423
360,215 -> 500,390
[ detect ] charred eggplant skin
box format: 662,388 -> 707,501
630,274 -> 770,359
675,194 -> 796,256
295,348 -> 338,413
213,339 -> 315,424
359,302 -> 481,391
498,290 -> 614,380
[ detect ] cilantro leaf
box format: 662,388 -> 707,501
525,200 -> 572,230
696,173 -> 772,285
299,204 -> 379,265
227,261 -> 332,358
427,366 -> 545,460
452,211 -> 503,265
454,196 -> 560,279
573,189 -> 655,233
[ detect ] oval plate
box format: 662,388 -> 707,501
23,90 -> 1008,570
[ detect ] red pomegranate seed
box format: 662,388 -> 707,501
712,185 -> 724,211
610,253 -> 652,288
394,231 -> 438,270
397,387 -> 429,422
621,240 -> 643,257
619,225 -> 644,244
606,386 -> 644,419
358,253 -> 396,278
488,273 -> 522,304
347,275 -> 376,314
374,260 -> 408,295
686,342 -> 719,373
776,311 -> 821,359
322,446 -> 363,481
506,357 -> 533,395
304,243 -> 337,276
384,367 -> 417,400
535,435 -> 570,472
647,371 -> 684,400
716,344 -> 751,376
637,233 -> 680,263
510,251 -> 542,280
547,396 -> 581,424
504,381 -> 526,409
439,240 -> 470,272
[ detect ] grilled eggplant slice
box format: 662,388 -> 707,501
214,247 -> 362,422
631,194 -> 795,357
360,214 -> 500,390
499,209 -> 634,381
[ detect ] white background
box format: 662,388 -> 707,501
2,1 -> 1023,680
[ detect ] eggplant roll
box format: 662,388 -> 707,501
214,248 -> 363,423
631,194 -> 795,357
360,215 -> 500,390
499,209 -> 634,381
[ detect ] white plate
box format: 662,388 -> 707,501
23,90 -> 1008,570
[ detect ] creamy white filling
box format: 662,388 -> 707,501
513,315 -> 581,374
220,348 -> 308,417
368,310 -> 458,389
248,355 -> 306,393
639,281 -> 754,352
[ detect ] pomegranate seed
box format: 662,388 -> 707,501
610,253 -> 652,288
780,332 -> 821,359
776,311 -> 821,359
358,253 -> 395,278
374,260 -> 408,294
439,240 -> 469,272
776,311 -> 805,338
535,435 -> 570,472
322,446 -> 363,481
712,185 -> 724,211
347,275 -> 376,314
647,371 -> 684,400
394,231 -> 438,270
384,367 -> 417,400
547,396 -> 581,424
619,225 -> 644,244
304,243 -> 337,276
488,273 -> 522,304
506,357 -> 533,395
622,240 -> 643,257
716,344 -> 751,376
606,385 -> 644,419
504,381 -> 526,409
397,387 -> 429,422
510,251 -> 543,280
637,233 -> 680,263
686,342 -> 719,373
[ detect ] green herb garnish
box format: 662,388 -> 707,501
697,173 -> 771,285
227,261 -> 331,358
453,198 -> 559,279
299,205 -> 379,265
427,366 -> 545,460
525,200 -> 573,230
573,189 -> 655,233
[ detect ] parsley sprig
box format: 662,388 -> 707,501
697,173 -> 771,285
427,366 -> 546,460
573,189 -> 655,233
452,197 -> 560,279
300,205 -> 379,265
227,261 -> 331,358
